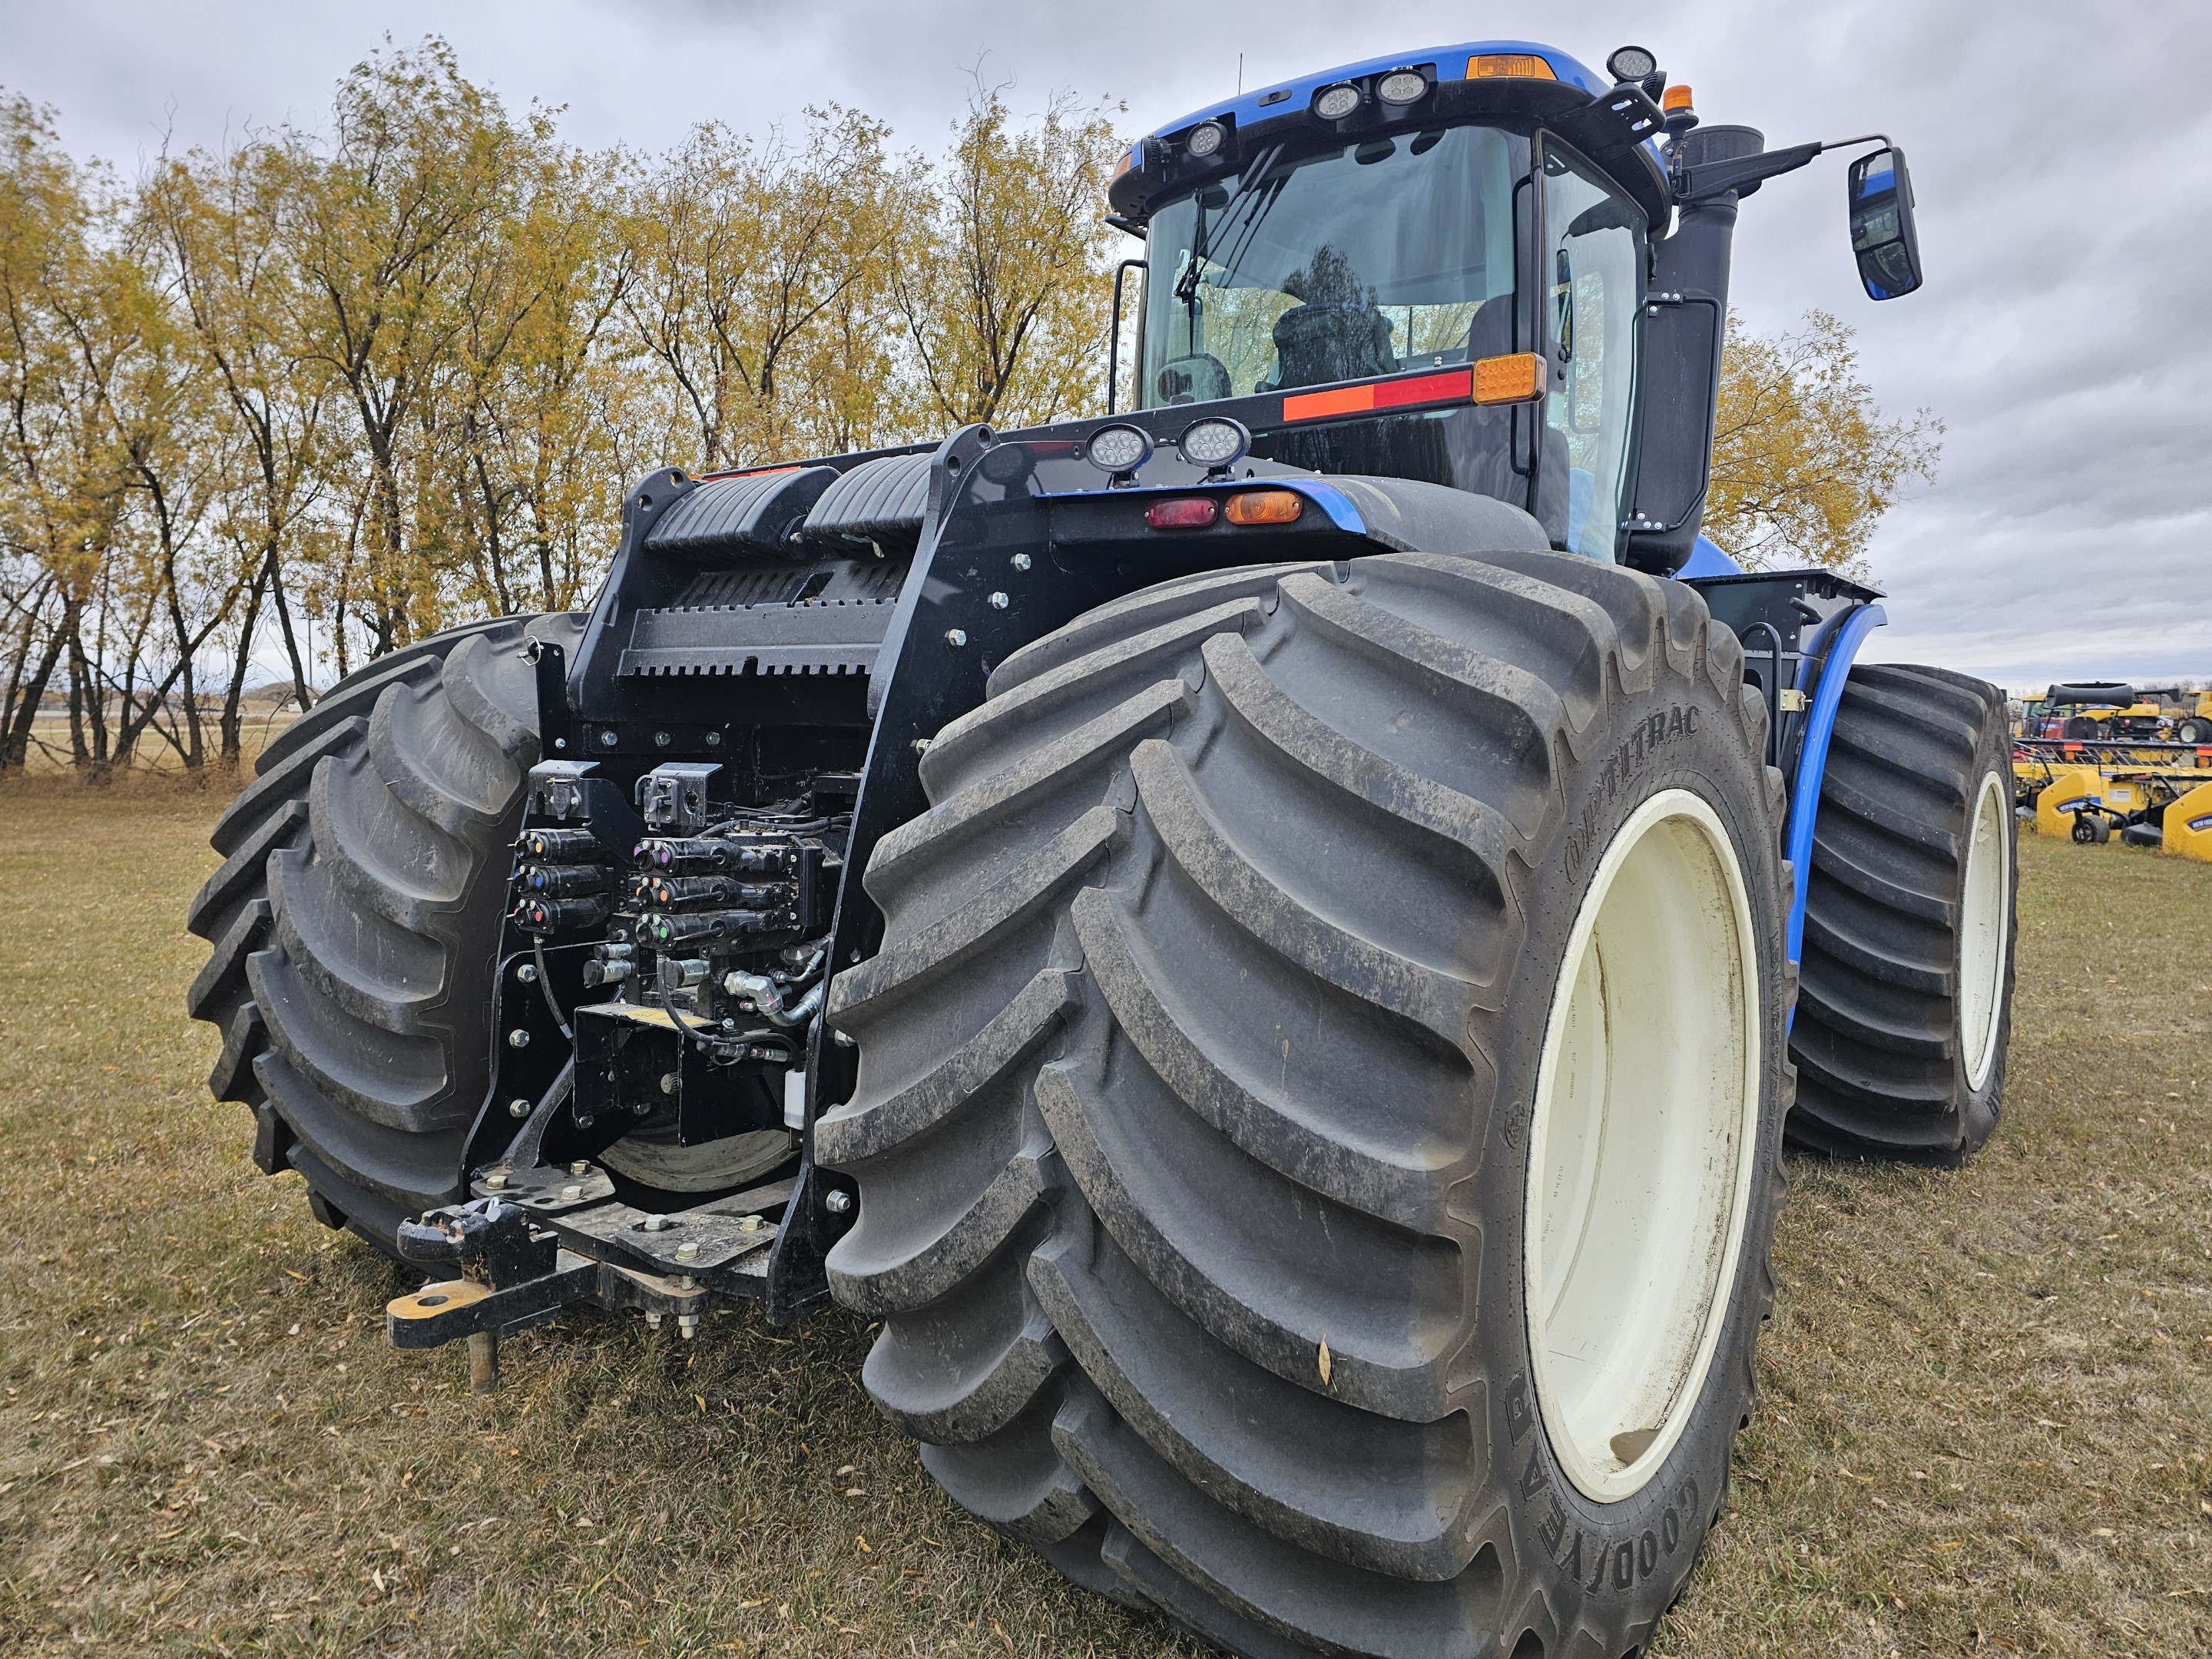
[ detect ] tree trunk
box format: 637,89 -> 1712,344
220,557 -> 272,770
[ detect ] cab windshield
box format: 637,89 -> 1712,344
1137,125 -> 1522,405
1133,124 -> 1647,560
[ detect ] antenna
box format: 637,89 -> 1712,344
1237,54 -> 1243,94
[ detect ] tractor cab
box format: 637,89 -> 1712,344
1106,41 -> 1922,571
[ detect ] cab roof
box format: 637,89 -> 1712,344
1135,41 -> 1607,151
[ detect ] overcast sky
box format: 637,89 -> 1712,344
6,0 -> 2207,690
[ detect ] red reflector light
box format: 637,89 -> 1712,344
1224,490 -> 1303,526
1145,496 -> 1219,530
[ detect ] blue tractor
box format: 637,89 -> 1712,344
188,38 -> 2015,1657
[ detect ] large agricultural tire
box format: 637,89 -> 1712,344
186,612 -> 584,1253
820,551 -> 1796,1658
1786,662 -> 2018,1163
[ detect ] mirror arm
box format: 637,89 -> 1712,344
1674,140 -> 1823,204
1674,131 -> 1899,205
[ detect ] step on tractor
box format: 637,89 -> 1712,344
187,39 -> 2018,1659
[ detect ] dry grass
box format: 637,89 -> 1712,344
0,776 -> 2204,1657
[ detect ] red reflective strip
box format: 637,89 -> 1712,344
1283,367 -> 1475,423
1374,367 -> 1474,409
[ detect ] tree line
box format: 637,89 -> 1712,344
0,41 -> 1118,773
0,37 -> 1931,776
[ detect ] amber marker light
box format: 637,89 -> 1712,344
1662,84 -> 1695,112
1473,353 -> 1548,406
1466,54 -> 1556,79
1224,490 -> 1303,526
1145,497 -> 1219,530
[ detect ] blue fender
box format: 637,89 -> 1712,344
1783,602 -> 1887,965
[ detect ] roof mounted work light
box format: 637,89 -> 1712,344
1375,69 -> 1428,106
1605,45 -> 1658,83
1313,83 -> 1362,121
1184,121 -> 1227,158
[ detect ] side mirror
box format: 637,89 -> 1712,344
1847,146 -> 1922,300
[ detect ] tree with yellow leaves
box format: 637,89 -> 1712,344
894,84 -> 1124,430
1705,309 -> 1941,575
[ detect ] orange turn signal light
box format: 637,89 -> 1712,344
1472,353 -> 1547,406
1466,54 -> 1556,81
1661,84 -> 1694,112
1224,489 -> 1303,527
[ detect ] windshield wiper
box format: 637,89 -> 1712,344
1173,141 -> 1292,311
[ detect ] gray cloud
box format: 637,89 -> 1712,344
5,0 -> 2207,689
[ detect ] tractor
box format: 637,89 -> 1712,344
187,39 -> 2018,1659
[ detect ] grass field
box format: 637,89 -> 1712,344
1,776 -> 2206,1658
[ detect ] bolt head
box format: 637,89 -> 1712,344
485,1173 -> 509,1190
736,1214 -> 765,1233
644,1213 -> 669,1232
945,628 -> 967,647
833,1028 -> 856,1048
516,962 -> 538,983
654,730 -> 671,747
506,1028 -> 531,1048
704,730 -> 721,747
823,1189 -> 854,1216
675,1240 -> 700,1261
561,1183 -> 583,1200
507,1098 -> 531,1118
987,591 -> 1009,610
645,1310 -> 663,1330
600,729 -> 618,749
1011,551 -> 1032,571
570,1161 -> 589,1176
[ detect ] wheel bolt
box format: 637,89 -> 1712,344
507,1098 -> 530,1118
824,1190 -> 853,1216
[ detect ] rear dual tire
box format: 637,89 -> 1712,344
822,551 -> 1794,1657
186,617 -> 576,1250
1786,663 -> 2018,1162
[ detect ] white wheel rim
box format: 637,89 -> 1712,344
1524,789 -> 1761,1503
1959,770 -> 2010,1091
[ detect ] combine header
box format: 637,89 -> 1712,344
188,39 -> 2018,1658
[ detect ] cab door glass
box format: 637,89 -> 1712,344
1539,142 -> 1645,558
